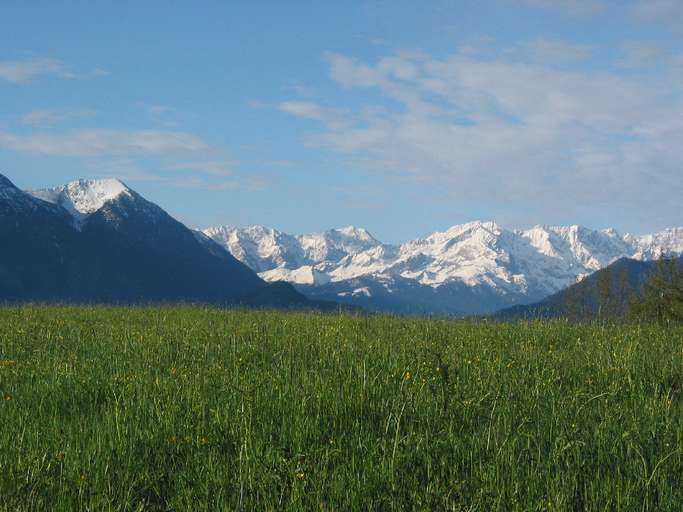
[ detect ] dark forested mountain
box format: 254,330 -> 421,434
0,174 -> 80,301
494,257 -> 682,320
0,173 -> 314,307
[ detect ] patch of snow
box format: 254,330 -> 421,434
29,179 -> 131,227
204,220 -> 683,300
352,287 -> 371,297
258,265 -> 331,286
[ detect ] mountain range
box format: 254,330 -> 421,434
3,172 -> 681,315
204,222 -> 683,315
0,173 -> 322,308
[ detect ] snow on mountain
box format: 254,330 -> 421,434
259,265 -> 331,286
203,225 -> 383,276
521,225 -> 633,270
627,228 -> 683,260
390,221 -> 519,288
29,179 -> 131,227
0,173 -> 69,216
299,226 -> 382,263
203,225 -> 308,273
204,221 -> 683,303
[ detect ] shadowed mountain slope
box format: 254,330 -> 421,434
0,173 -> 313,308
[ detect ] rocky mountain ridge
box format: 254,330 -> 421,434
204,221 -> 683,314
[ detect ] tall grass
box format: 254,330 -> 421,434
1,306 -> 682,510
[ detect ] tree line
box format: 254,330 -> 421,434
628,256 -> 683,324
555,255 -> 683,323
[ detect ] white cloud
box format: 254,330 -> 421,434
0,57 -> 107,83
171,175 -> 268,192
0,57 -> 65,82
525,38 -> 593,63
279,101 -> 350,129
171,160 -> 235,177
21,109 -> 95,127
83,158 -> 268,192
0,129 -> 208,156
87,158 -> 164,183
146,105 -> 174,116
281,49 -> 683,223
21,110 -> 67,126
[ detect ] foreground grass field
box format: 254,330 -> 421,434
1,307 -> 682,511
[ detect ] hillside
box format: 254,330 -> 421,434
494,257 -> 681,320
0,173 -> 315,309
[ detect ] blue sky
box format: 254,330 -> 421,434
1,0 -> 682,243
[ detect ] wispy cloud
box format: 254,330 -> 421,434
171,175 -> 269,192
138,103 -> 179,128
279,101 -> 350,130
171,160 -> 236,177
0,56 -> 107,83
146,104 -> 174,116
524,38 -> 593,63
87,158 -> 165,183
80,157 -> 270,193
0,129 -> 208,156
21,109 -> 95,127
281,47 -> 683,224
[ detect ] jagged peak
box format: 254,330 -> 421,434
600,227 -> 620,237
421,221 -> 502,242
331,225 -> 377,241
336,225 -> 366,234
243,224 -> 283,236
203,224 -> 238,235
65,178 -> 130,211
445,220 -> 500,233
528,224 -> 581,233
28,177 -> 134,226
525,224 -> 621,240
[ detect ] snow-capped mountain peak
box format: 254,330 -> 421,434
204,220 -> 683,314
29,178 -> 132,226
335,225 -> 377,241
627,227 -> 683,260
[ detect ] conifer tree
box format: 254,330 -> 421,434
630,256 -> 683,323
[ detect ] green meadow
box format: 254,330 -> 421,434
1,306 -> 683,511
